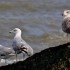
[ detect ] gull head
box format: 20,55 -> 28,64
62,10 -> 70,17
9,28 -> 21,35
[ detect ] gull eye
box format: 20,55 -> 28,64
67,11 -> 69,13
14,29 -> 17,31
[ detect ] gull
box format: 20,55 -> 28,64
9,28 -> 33,61
62,10 -> 70,38
0,44 -> 15,63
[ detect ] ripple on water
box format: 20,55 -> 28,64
0,0 -> 70,66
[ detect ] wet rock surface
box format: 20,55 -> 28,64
0,42 -> 70,70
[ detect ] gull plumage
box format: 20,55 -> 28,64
62,10 -> 70,37
9,28 -> 33,61
0,44 -> 15,63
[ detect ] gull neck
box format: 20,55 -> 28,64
14,32 -> 22,39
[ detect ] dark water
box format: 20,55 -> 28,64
0,0 -> 70,65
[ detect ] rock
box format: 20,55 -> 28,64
0,42 -> 70,70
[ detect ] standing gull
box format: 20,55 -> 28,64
62,10 -> 70,38
0,44 -> 15,63
9,28 -> 33,61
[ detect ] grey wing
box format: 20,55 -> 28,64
12,41 -> 17,48
0,45 -> 14,55
18,40 -> 33,55
18,40 -> 27,50
21,40 -> 33,56
62,18 -> 70,33
12,39 -> 27,53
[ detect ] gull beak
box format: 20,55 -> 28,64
62,13 -> 63,16
9,30 -> 13,33
9,31 -> 12,33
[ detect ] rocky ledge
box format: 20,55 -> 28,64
0,42 -> 70,70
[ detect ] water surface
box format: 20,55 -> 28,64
0,0 -> 70,65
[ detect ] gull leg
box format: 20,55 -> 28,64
15,52 -> 18,62
66,33 -> 69,41
64,33 -> 69,39
67,33 -> 68,38
22,53 -> 25,60
64,33 -> 68,38
65,33 -> 70,42
0,59 -> 1,66
0,59 -> 1,63
5,59 -> 7,64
